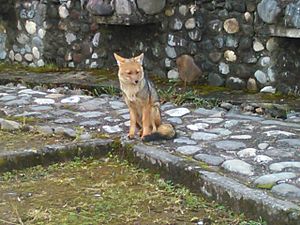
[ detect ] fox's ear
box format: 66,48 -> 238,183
114,53 -> 126,66
134,53 -> 144,65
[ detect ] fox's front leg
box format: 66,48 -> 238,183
141,104 -> 151,139
128,107 -> 138,139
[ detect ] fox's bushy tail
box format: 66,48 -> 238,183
142,124 -> 176,142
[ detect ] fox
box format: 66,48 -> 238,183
113,53 -> 176,142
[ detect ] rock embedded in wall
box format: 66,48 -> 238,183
257,0 -> 281,24
136,0 -> 166,15
223,18 -> 239,34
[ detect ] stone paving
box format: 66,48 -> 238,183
0,83 -> 299,224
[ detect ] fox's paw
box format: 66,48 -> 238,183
127,133 -> 135,139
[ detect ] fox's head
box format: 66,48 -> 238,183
114,53 -> 144,85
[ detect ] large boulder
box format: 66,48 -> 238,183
136,0 -> 166,15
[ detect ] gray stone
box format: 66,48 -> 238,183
86,0 -> 113,16
214,140 -> 246,151
176,145 -> 201,155
188,28 -> 202,41
0,95 -> 17,101
17,33 -> 29,45
208,73 -> 225,86
30,105 -> 53,111
226,77 -> 246,90
191,132 -> 219,141
0,119 -> 21,131
92,32 -> 100,47
65,32 -> 76,45
167,117 -> 182,124
54,127 -> 76,138
269,162 -> 300,172
253,39 -> 265,52
223,120 -> 239,128
24,53 -> 33,62
32,47 -> 40,59
179,5 -> 189,16
165,46 -> 177,59
165,107 -> 190,117
226,35 -> 239,48
75,111 -> 104,118
79,120 -> 102,127
257,0 -> 281,23
137,0 -> 166,15
174,137 -> 196,145
58,5 -> 69,18
254,70 -> 267,84
36,125 -> 54,135
54,118 -> 75,124
115,0 -> 132,15
169,18 -> 183,31
5,99 -> 30,106
271,184 -> 300,198
277,138 -> 300,147
254,172 -> 297,188
194,154 -> 225,166
197,118 -> 224,124
222,159 -> 254,176
208,128 -> 232,136
14,53 -> 22,62
37,59 -> 45,67
109,100 -> 126,109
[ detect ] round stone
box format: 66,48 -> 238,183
37,59 -> 45,67
237,148 -> 257,158
38,29 -> 46,39
176,146 -> 201,155
269,162 -> 300,172
185,18 -> 196,30
247,78 -> 258,91
254,155 -> 273,163
165,107 -> 190,117
187,122 -> 209,131
194,154 -> 225,166
14,53 -> 22,62
169,18 -> 183,31
266,38 -> 279,52
179,5 -> 189,16
25,21 -> 37,34
32,47 -> 40,59
24,53 -> 33,62
254,172 -> 297,188
17,33 -> 29,45
224,50 -> 237,62
254,70 -> 267,84
244,12 -> 252,22
222,159 -> 254,176
253,39 -> 265,52
191,132 -> 219,141
271,184 -> 300,198
258,143 -> 269,150
223,18 -> 239,34
167,69 -> 179,79
65,32 -> 76,45
214,140 -> 246,151
136,0 -> 166,15
102,125 -> 123,133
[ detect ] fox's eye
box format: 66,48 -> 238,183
125,70 -> 132,75
136,69 -> 140,74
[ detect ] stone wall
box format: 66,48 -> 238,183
1,0 -> 300,95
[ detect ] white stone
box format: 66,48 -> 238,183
254,70 -> 267,84
18,89 -> 46,95
38,29 -> 46,39
92,32 -> 100,47
224,50 -> 237,62
187,122 -> 209,131
237,148 -> 257,158
25,20 -> 37,34
59,5 -> 69,19
196,118 -> 224,124
61,96 -> 81,104
32,47 -> 40,59
37,59 -> 45,67
165,107 -> 190,117
9,50 -> 14,61
115,0 -> 132,15
219,62 -> 230,75
230,135 -> 252,140
24,53 -> 33,62
14,53 -> 22,62
263,130 -> 296,137
185,18 -> 196,30
65,32 -> 76,45
253,39 -> 264,52
258,143 -> 269,150
179,5 -> 189,16
92,53 -> 98,59
34,98 -> 55,105
254,155 -> 273,163
260,86 -> 276,93
103,125 -> 123,133
167,69 -> 179,79
191,132 -> 219,141
244,12 -> 252,22
90,62 -> 98,68
222,159 -> 254,176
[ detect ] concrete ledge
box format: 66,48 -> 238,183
0,139 -> 114,172
124,144 -> 300,225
